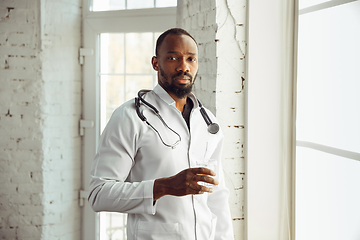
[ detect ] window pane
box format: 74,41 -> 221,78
299,0 -> 331,9
296,1 -> 360,153
296,147 -> 360,240
93,0 -> 125,11
100,212 -> 127,240
99,32 -> 157,239
296,1 -> 360,240
127,0 -> 154,9
126,33 -> 154,74
101,33 -> 125,74
92,0 -> 176,11
125,75 -> 155,101
156,0 -> 177,8
101,75 -> 125,127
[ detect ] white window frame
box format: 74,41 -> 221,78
81,1 -> 176,239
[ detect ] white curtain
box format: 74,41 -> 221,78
246,0 -> 297,239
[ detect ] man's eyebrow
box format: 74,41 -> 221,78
167,51 -> 197,56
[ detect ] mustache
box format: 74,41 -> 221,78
173,71 -> 193,79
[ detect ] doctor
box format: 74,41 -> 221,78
88,28 -> 234,240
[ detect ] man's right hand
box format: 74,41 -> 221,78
153,167 -> 219,201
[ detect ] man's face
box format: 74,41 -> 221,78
152,34 -> 198,99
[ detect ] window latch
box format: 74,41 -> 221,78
79,119 -> 94,136
79,190 -> 89,207
79,48 -> 94,65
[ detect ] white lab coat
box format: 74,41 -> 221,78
88,85 -> 234,240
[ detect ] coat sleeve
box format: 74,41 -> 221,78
88,104 -> 156,215
207,137 -> 235,240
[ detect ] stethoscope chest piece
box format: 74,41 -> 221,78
208,123 -> 220,134
197,100 -> 219,134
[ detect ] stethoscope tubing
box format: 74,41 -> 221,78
136,90 -> 181,148
135,89 -> 219,148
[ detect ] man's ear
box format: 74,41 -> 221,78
151,56 -> 159,71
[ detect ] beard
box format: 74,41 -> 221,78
159,68 -> 196,99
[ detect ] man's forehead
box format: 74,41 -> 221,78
160,34 -> 198,54
166,50 -> 197,55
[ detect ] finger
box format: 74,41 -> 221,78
191,167 -> 216,176
188,181 -> 214,194
194,174 -> 219,185
198,185 -> 213,194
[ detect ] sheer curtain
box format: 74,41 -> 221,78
246,0 -> 297,239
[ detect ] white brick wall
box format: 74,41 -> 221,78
1,0 -> 246,238
215,1 -> 246,237
0,1 -> 43,239
178,0 -> 246,239
0,0 -> 82,239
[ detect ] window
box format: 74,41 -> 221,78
91,0 -> 177,11
295,1 -> 360,239
246,1 -> 360,239
99,32 -> 159,132
81,1 -> 176,239
99,32 -> 160,240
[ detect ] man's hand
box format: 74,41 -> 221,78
153,168 -> 219,201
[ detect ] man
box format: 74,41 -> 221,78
88,28 -> 234,240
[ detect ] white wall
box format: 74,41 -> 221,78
0,0 -> 82,239
0,0 -> 247,239
178,0 -> 247,239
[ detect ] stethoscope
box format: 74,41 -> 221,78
135,89 -> 219,148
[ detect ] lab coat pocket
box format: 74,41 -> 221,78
136,221 -> 180,240
209,214 -> 218,240
204,137 -> 218,159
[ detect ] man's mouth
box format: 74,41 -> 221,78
173,73 -> 192,84
176,78 -> 190,84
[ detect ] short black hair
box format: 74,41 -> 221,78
155,28 -> 198,56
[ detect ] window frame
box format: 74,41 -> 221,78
90,0 -> 177,12
81,1 -> 176,239
295,0 -> 360,239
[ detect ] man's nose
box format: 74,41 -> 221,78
176,58 -> 190,72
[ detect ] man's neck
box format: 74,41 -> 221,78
158,83 -> 190,112
169,92 -> 188,112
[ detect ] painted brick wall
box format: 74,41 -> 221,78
0,0 -> 82,239
177,0 -> 218,114
178,0 -> 246,239
0,1 -> 43,239
215,1 -> 246,238
41,0 -> 82,239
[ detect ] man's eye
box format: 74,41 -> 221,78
189,58 -> 197,62
168,57 -> 177,60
